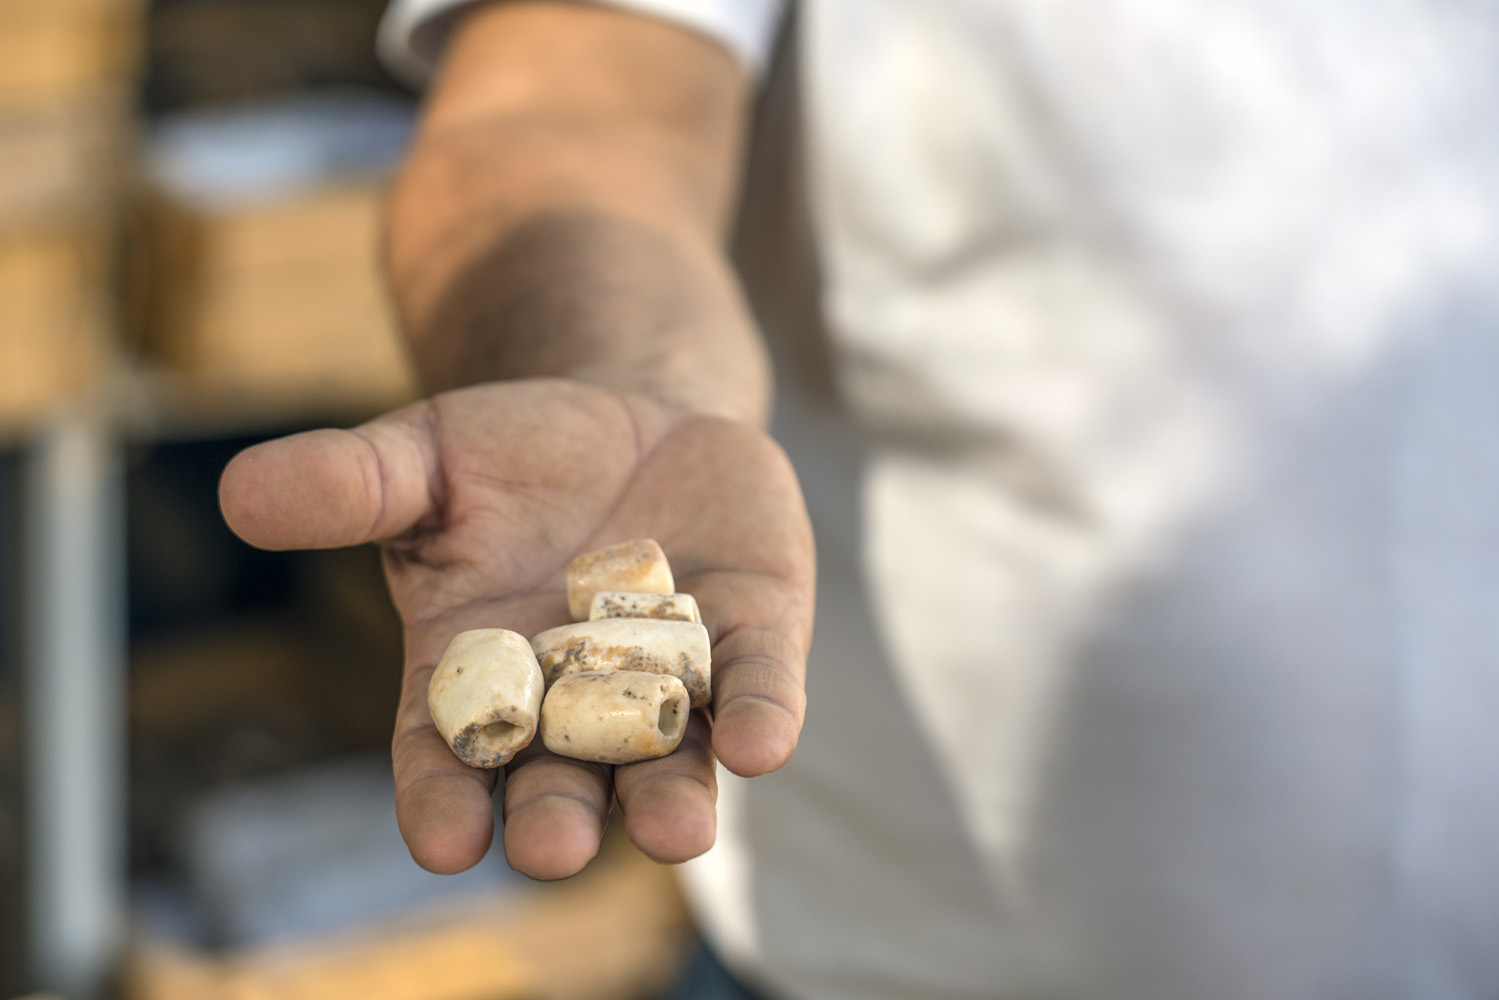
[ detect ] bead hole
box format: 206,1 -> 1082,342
481,720 -> 522,746
657,695 -> 686,741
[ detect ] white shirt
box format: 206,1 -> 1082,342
383,2 -> 1499,997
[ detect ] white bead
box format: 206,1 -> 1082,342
539,670 -> 689,764
531,618 -> 712,709
588,590 -> 702,623
565,538 -> 675,621
426,629 -> 544,767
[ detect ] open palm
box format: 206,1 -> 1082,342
220,379 -> 815,878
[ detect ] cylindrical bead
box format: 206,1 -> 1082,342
531,617 -> 711,708
588,590 -> 701,624
539,670 -> 689,764
565,538 -> 675,621
426,628 -> 544,768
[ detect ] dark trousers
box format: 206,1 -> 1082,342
666,941 -> 777,1000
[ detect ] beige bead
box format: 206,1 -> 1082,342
588,590 -> 702,624
531,618 -> 712,709
565,538 -> 675,621
539,670 -> 689,764
426,629 -> 544,768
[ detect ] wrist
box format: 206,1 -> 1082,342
563,349 -> 771,427
392,209 -> 772,426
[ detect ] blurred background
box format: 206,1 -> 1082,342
0,1 -> 690,997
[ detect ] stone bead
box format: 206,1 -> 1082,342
588,590 -> 702,624
565,538 -> 675,621
539,670 -> 689,764
531,617 -> 712,709
426,628 -> 544,768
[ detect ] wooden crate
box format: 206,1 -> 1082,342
134,181 -> 417,416
0,91 -> 132,229
0,225 -> 109,433
0,0 -> 142,434
0,2 -> 144,105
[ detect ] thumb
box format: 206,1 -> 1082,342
219,401 -> 441,550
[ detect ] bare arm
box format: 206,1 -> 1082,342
221,1 -> 814,879
385,1 -> 771,422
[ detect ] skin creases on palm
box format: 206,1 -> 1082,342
220,378 -> 815,877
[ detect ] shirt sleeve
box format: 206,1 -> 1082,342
377,0 -> 788,85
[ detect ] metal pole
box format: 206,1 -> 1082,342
22,409 -> 127,999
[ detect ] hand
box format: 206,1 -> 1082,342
219,379 -> 815,878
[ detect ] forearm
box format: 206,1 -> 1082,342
383,2 -> 770,424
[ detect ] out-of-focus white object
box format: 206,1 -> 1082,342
380,0 -> 785,81
180,754 -> 525,947
23,411 -> 126,1000
146,89 -> 414,209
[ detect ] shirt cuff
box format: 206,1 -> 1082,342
378,0 -> 788,85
